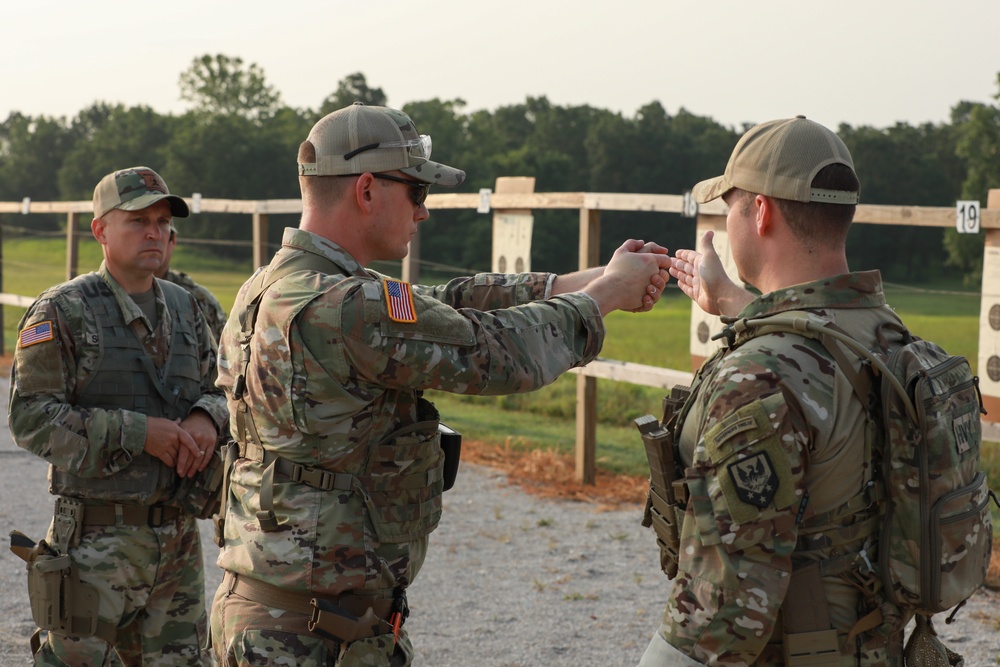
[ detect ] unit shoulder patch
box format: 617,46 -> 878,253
727,451 -> 779,508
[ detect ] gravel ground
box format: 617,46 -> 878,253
0,376 -> 997,666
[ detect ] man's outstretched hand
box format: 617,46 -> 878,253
668,231 -> 752,317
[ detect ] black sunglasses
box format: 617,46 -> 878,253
371,173 -> 431,206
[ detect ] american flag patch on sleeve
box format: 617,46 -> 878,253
383,279 -> 417,323
19,321 -> 54,348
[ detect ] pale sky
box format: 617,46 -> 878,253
3,0 -> 999,132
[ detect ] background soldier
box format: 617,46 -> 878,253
156,223 -> 228,344
638,117 -> 907,666
8,166 -> 227,666
210,102 -> 672,666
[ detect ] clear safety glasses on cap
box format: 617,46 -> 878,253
344,134 -> 432,161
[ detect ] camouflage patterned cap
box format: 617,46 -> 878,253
298,102 -> 466,187
692,116 -> 859,205
93,166 -> 190,219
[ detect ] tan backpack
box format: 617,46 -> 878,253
725,312 -> 996,616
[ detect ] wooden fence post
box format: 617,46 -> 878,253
252,212 -> 269,269
66,211 -> 81,280
575,207 -> 601,484
401,231 -> 420,283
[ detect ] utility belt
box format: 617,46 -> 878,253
223,572 -> 408,646
216,422 -> 448,547
67,500 -> 181,528
49,497 -> 182,559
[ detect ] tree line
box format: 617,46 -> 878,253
2,54 -> 1000,284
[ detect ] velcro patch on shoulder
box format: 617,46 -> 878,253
19,321 -> 54,348
703,398 -> 799,524
727,451 -> 779,508
383,279 -> 417,324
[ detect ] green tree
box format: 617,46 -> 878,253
0,112 -> 73,231
57,103 -> 175,201
944,88 -> 1000,285
839,121 -> 966,282
178,54 -> 282,122
319,72 -> 387,117
161,110 -> 303,251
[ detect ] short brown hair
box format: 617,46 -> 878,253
773,164 -> 859,245
298,140 -> 353,207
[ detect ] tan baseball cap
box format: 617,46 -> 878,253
93,166 -> 190,219
693,116 -> 859,205
298,102 -> 466,186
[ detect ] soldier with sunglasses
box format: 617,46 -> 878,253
210,102 -> 673,666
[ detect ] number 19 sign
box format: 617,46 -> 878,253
956,200 -> 981,234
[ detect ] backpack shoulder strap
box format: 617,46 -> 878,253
717,312 -> 917,422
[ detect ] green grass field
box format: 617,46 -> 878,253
2,237 -> 997,527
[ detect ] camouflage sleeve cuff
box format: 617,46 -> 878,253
548,291 -> 605,363
191,395 -> 229,435
119,411 -> 148,464
542,273 -> 556,300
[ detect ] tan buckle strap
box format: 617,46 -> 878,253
847,608 -> 884,643
281,460 -> 352,492
224,572 -> 395,625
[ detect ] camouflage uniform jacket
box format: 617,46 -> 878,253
661,271 -> 902,666
215,227 -> 605,598
165,269 -> 227,344
8,262 -> 228,492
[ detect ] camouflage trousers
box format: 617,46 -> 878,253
210,578 -> 413,666
34,514 -> 208,667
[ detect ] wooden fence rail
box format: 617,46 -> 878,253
2,180 -> 999,483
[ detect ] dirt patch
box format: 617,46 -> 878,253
461,438 -> 648,511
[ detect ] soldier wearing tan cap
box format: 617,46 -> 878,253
638,117 -> 908,666
209,102 -> 674,666
9,166 -> 226,666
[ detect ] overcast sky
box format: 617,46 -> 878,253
3,0 -> 999,132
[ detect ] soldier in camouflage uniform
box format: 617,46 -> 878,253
8,167 -> 228,666
638,117 -> 907,666
210,102 -> 673,666
156,224 -> 228,343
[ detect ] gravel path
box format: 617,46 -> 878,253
0,377 -> 997,665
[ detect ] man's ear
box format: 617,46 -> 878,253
91,217 -> 107,244
755,195 -> 773,236
355,173 -> 376,213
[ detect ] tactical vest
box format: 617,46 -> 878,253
657,336 -> 898,666
49,274 -> 203,504
220,249 -> 444,548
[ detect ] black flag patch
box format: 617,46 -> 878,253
727,451 -> 779,508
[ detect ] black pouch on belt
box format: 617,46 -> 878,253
438,423 -> 462,491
